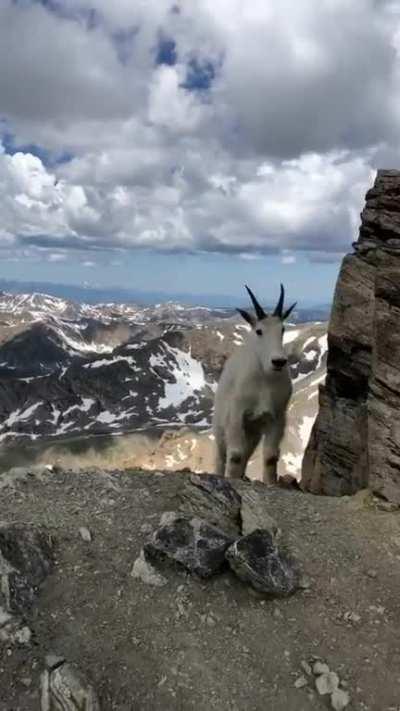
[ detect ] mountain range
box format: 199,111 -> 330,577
0,290 -> 328,479
0,278 -> 331,315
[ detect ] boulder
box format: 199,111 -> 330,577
226,529 -> 300,596
179,473 -> 241,536
144,512 -> 234,578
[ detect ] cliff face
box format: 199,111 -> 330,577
302,170 -> 400,502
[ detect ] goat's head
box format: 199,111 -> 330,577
237,284 -> 296,375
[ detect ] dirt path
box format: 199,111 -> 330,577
1,466 -> 400,710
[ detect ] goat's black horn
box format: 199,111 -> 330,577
245,285 -> 266,320
273,283 -> 285,318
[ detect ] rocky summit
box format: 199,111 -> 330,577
2,464 -> 400,710
302,170 -> 400,502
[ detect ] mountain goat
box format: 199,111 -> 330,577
212,284 -> 296,484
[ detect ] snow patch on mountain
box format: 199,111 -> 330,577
160,351 -> 206,409
299,415 -> 315,446
58,330 -> 114,354
1,401 -> 44,428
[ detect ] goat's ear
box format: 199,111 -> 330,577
282,302 -> 297,321
236,308 -> 255,327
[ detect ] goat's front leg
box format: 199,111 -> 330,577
214,436 -> 226,478
224,416 -> 250,479
225,419 -> 260,480
225,446 -> 248,479
262,416 -> 286,486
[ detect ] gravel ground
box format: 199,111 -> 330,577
1,466 -> 400,710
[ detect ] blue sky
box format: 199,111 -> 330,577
0,0 -> 398,304
0,249 -> 339,305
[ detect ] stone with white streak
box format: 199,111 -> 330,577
41,658 -> 100,711
225,529 -> 300,596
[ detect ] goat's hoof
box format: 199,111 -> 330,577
277,475 -> 300,489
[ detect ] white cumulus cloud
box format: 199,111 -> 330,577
0,0 -> 398,263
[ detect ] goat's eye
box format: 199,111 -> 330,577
255,328 -> 262,336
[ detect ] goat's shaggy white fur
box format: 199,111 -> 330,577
212,285 -> 295,484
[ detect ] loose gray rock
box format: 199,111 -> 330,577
331,688 -> 350,710
144,513 -> 234,578
79,526 -> 92,542
313,661 -> 330,676
41,660 -> 100,710
0,524 -> 53,615
301,660 -> 312,675
239,488 -> 279,537
366,568 -> 377,578
225,529 -> 300,596
131,550 -> 167,587
344,610 -> 361,624
315,671 -> 340,696
179,474 -> 242,536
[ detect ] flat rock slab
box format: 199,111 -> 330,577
144,513 -> 234,578
226,529 -> 300,596
179,474 -> 241,536
239,488 -> 279,537
0,524 -> 53,615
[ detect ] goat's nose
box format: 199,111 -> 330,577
272,357 -> 287,370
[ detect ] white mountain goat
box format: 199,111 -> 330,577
212,284 -> 296,484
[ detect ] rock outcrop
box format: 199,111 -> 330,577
302,170 -> 400,502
